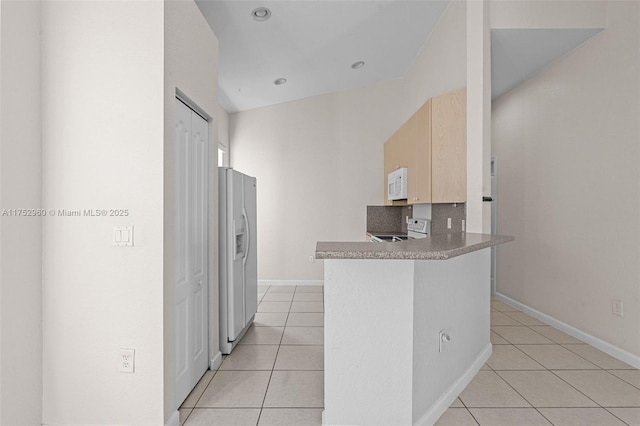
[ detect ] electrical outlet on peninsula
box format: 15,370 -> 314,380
612,300 -> 624,317
120,348 -> 135,373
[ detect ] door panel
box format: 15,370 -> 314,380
228,170 -> 246,341
175,297 -> 188,380
175,98 -> 209,408
243,176 -> 257,323
175,99 -> 192,404
190,108 -> 209,370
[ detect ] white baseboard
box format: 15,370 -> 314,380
166,410 -> 179,426
258,279 -> 323,287
416,343 -> 492,426
495,292 -> 640,369
210,351 -> 223,370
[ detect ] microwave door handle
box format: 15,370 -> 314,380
242,207 -> 250,267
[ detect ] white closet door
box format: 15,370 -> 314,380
175,98 -> 209,408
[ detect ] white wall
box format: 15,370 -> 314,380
466,0 -> 492,233
491,0 -> 607,30
40,1 -> 219,424
218,104 -> 230,165
0,1 -> 43,424
42,2 -> 166,424
492,1 -> 640,357
231,2 -> 467,281
163,0 -> 219,421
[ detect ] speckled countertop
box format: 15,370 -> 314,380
316,233 -> 514,260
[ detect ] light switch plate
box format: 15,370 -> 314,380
113,226 -> 134,247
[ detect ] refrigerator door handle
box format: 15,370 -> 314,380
242,207 -> 250,267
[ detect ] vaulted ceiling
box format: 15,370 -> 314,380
196,1 -> 602,113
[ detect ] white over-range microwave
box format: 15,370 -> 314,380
388,167 -> 408,200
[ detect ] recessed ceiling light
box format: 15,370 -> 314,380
351,61 -> 365,69
274,78 -> 287,86
251,7 -> 271,22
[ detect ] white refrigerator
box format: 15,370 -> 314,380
219,168 -> 257,354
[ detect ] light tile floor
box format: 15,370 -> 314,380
180,284 -> 324,426
180,288 -> 640,426
437,299 -> 640,425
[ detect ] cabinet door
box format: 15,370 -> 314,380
431,89 -> 466,203
408,100 -> 432,204
383,127 -> 409,206
383,133 -> 398,205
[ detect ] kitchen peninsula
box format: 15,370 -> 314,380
315,233 -> 513,426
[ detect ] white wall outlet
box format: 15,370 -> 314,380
120,348 -> 135,373
447,218 -> 452,229
461,219 -> 466,232
309,255 -> 315,263
438,329 -> 451,353
612,300 -> 624,317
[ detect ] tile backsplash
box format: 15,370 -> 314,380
366,203 -> 466,236
431,203 -> 466,235
366,205 -> 412,234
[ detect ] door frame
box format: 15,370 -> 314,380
174,90 -> 217,409
490,156 -> 497,295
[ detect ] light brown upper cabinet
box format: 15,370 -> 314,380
383,89 -> 466,205
383,100 -> 432,205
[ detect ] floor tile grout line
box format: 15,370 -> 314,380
604,369 -> 640,391
256,375 -> 271,426
490,325 -> 555,345
547,368 -> 608,410
181,369 -> 219,424
517,323 -> 603,365
550,368 -> 640,409
490,342 -> 580,346
531,407 -> 555,426
489,368 -> 540,410
491,318 -> 602,356
182,369 -> 217,410
216,368 -> 326,372
600,407 -> 634,426
189,407 -> 263,410
463,406 -> 481,425
501,342 -> 546,370
261,406 -> 325,409
560,343 -> 635,370
467,406 -> 556,426
256,345 -> 278,423
510,343 -> 599,370
559,344 -> 607,370
181,407 -> 193,426
496,310 -> 527,326
491,369 -> 577,372
256,294 -> 295,425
